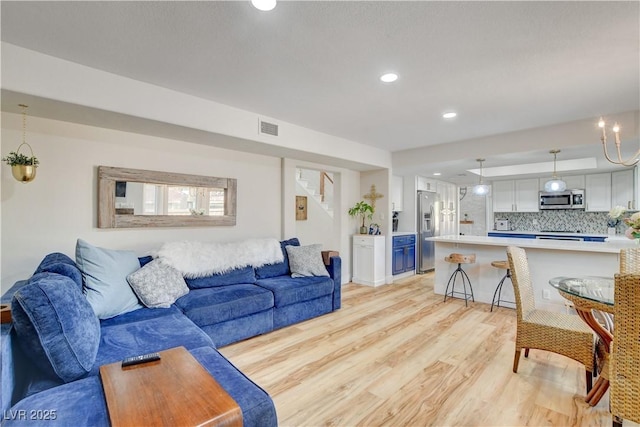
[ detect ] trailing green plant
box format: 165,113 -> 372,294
348,201 -> 374,228
2,151 -> 39,166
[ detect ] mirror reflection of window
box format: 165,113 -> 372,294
142,183 -> 160,215
133,184 -> 224,216
209,190 -> 225,216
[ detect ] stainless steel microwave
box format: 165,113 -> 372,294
539,189 -> 585,210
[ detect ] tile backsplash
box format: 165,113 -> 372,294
493,211 -> 624,235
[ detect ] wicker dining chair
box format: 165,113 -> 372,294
611,273 -> 640,427
506,246 -> 595,394
619,248 -> 640,274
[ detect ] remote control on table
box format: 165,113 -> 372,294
121,352 -> 161,367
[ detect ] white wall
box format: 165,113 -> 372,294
282,158 -> 358,284
1,112 -> 282,292
294,182 -> 334,250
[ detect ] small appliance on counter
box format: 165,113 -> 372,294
495,218 -> 510,231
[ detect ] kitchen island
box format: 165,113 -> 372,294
428,235 -> 636,312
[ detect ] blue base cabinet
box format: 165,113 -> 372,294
392,235 -> 416,275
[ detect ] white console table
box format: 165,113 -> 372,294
352,235 -> 385,286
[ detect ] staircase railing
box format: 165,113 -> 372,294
319,171 -> 333,202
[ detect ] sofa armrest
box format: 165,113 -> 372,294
326,257 -> 341,310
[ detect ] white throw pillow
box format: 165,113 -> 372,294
127,260 -> 189,308
285,244 -> 329,278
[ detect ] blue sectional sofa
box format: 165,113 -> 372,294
0,238 -> 341,426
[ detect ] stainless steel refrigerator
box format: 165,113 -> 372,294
417,190 -> 439,273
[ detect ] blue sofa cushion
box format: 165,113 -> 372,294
176,284 -> 274,326
138,255 -> 154,267
190,346 -> 277,427
35,252 -> 76,269
4,347 -> 277,427
255,238 -> 300,279
256,275 -> 334,307
99,305 -> 184,327
11,273 -> 100,383
3,376 -> 110,427
93,310 -> 213,371
34,252 -> 83,289
185,266 -> 256,289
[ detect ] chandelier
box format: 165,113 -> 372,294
598,117 -> 639,167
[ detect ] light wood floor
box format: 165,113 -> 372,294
220,273 -> 635,427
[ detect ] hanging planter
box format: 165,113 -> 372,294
3,104 -> 39,184
12,163 -> 37,183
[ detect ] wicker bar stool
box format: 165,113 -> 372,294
619,247 -> 640,273
490,260 -> 515,312
443,253 -> 476,307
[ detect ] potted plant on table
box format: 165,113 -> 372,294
348,201 -> 374,234
2,150 -> 39,183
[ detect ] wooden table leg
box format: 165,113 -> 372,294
574,307 -> 613,407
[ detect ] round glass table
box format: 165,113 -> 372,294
549,276 -> 614,406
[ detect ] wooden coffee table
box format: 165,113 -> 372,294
100,346 -> 242,427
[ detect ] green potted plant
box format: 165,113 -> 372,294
348,201 -> 374,234
2,150 -> 39,183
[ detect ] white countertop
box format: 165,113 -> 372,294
428,234 -> 637,254
392,231 -> 416,236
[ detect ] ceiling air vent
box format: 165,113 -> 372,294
259,120 -> 279,136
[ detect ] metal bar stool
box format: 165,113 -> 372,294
443,253 -> 476,306
490,260 -> 515,311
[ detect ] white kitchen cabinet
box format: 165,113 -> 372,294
611,169 -> 635,210
585,173 -> 612,212
492,180 -> 515,212
392,175 -> 404,212
352,235 -> 385,286
515,179 -> 539,212
492,179 -> 539,212
563,175 -> 586,190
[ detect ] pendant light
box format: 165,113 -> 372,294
472,158 -> 490,196
544,149 -> 566,192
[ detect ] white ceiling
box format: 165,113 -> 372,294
1,1 -> 639,183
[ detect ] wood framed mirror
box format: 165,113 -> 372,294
98,166 -> 237,228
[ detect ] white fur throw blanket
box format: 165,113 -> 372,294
156,238 -> 284,278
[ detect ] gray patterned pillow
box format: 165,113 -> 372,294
126,260 -> 189,308
285,244 -> 329,278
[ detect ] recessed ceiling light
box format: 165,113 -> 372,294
380,73 -> 398,83
251,0 -> 276,11
442,112 -> 457,119
433,172 -> 441,176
